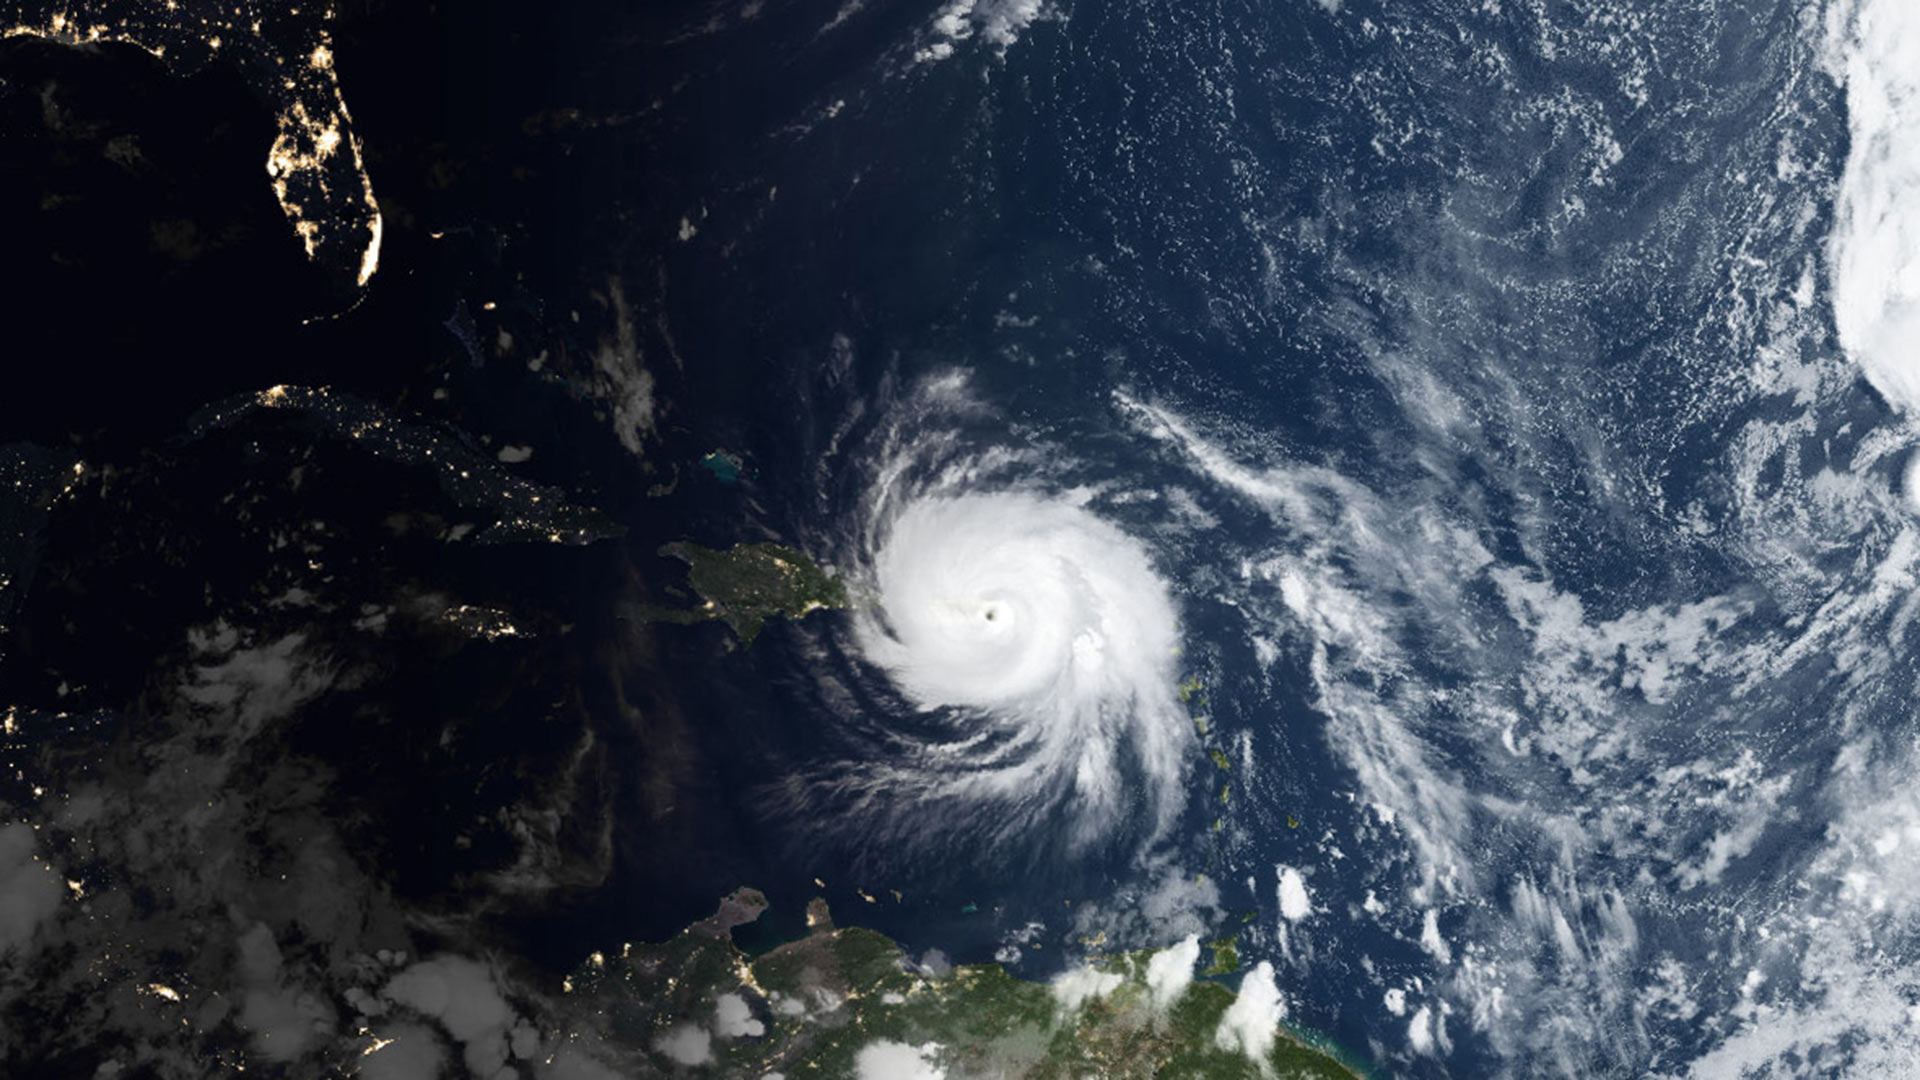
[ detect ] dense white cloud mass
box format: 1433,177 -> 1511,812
859,491 -> 1189,848
1828,0 -> 1920,415
652,1024 -> 714,1066
855,1039 -> 946,1079
819,392 -> 1198,861
235,922 -> 336,1062
1145,934 -> 1201,1010
714,992 -> 765,1037
381,956 -> 517,1076
1277,866 -> 1313,922
1215,962 -> 1287,1064
0,825 -> 62,959
1050,965 -> 1124,1011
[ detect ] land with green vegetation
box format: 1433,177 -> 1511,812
644,541 -> 849,643
1204,936 -> 1242,977
567,888 -> 1364,1079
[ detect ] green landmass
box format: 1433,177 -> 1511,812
1179,674 -> 1205,704
643,541 -> 849,644
1204,936 -> 1241,976
565,889 -> 1364,1079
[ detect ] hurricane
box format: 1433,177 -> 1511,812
862,490 -> 1186,828
680,0 -> 1920,1071
786,373 -> 1193,862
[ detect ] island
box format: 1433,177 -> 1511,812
562,889 -> 1365,1079
646,542 -> 849,644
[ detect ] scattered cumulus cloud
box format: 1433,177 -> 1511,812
914,0 -> 1047,62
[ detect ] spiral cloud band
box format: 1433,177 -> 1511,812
854,491 -> 1192,850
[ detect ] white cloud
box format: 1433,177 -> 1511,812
652,1024 -> 713,1066
931,0 -> 974,38
854,488 -> 1191,855
1684,738 -> 1920,1075
714,992 -> 765,1037
977,0 -> 1043,47
915,0 -> 1045,61
1827,0 -> 1920,415
0,824 -> 62,958
1215,961 -> 1286,1064
1409,1005 -> 1436,1055
381,956 -> 517,1077
181,631 -> 332,734
1276,866 -> 1313,921
854,1040 -> 945,1080
1418,909 -> 1452,966
1050,965 -> 1123,1011
1145,934 -> 1200,1009
234,923 -> 335,1062
589,280 -> 654,454
1073,862 -> 1221,944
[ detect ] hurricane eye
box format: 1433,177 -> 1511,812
853,490 -> 1185,856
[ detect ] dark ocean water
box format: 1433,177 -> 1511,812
616,1 -> 1920,1075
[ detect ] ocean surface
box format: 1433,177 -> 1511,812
629,0 -> 1920,1075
